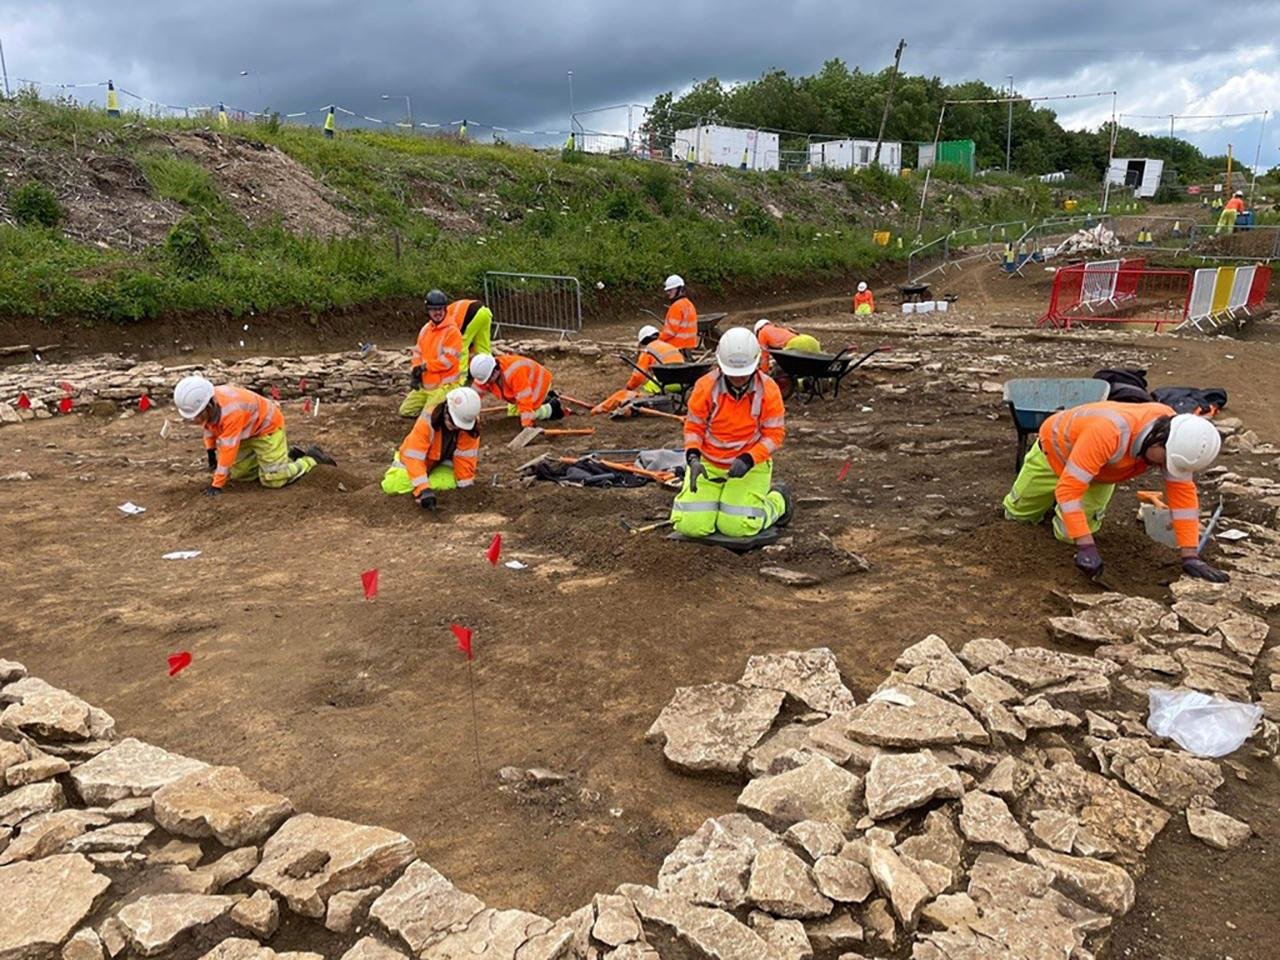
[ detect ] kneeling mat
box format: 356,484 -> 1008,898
667,526 -> 781,553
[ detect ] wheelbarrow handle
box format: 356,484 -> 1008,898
615,353 -> 663,389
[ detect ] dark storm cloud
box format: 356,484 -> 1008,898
4,1 -> 1278,156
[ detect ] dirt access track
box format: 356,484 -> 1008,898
3,272 -> 1280,959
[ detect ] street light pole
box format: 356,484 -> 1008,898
1005,75 -> 1013,173
567,70 -> 575,138
0,36 -> 10,99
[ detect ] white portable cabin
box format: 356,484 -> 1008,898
672,124 -> 780,171
1107,158 -> 1165,199
807,139 -> 901,174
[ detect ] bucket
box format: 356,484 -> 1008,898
902,302 -> 916,315
935,300 -> 949,313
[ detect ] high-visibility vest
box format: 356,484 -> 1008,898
203,385 -> 284,488
659,297 -> 698,351
683,371 -> 785,467
411,320 -> 463,391
397,408 -> 480,492
626,339 -> 684,390
1039,401 -> 1200,548
479,355 -> 553,426
756,322 -> 798,369
444,299 -> 483,334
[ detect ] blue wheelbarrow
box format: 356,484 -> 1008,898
1002,378 -> 1110,471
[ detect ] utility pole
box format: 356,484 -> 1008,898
567,70 -> 575,143
0,36 -> 10,99
1169,114 -> 1175,139
1005,75 -> 1013,172
872,38 -> 905,168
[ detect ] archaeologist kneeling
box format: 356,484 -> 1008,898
593,324 -> 684,414
672,327 -> 792,538
753,317 -> 821,374
381,387 -> 482,510
173,376 -> 335,497
399,289 -> 464,418
1002,401 -> 1227,582
469,352 -> 564,428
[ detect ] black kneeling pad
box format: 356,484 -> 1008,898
667,526 -> 781,553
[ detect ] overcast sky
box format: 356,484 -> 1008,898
3,1 -> 1276,162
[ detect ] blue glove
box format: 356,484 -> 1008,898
1074,544 -> 1103,578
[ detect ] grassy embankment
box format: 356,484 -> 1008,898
0,94 -> 1059,325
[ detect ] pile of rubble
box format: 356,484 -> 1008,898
4,534 -> 1275,960
0,340 -> 607,428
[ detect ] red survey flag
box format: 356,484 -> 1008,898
451,624 -> 474,660
58,396 -> 73,414
298,377 -> 308,393
486,533 -> 502,566
837,460 -> 851,482
16,392 -> 31,410
138,394 -> 152,412
360,568 -> 379,600
301,398 -> 312,415
269,385 -> 281,400
167,651 -> 192,677
59,381 -> 73,393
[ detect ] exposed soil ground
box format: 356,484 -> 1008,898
2,269 -> 1279,956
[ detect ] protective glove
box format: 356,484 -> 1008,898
202,485 -> 221,498
685,451 -> 706,493
727,453 -> 754,479
1183,557 -> 1230,583
207,449 -> 217,471
1074,543 -> 1103,578
416,490 -> 437,512
409,365 -> 424,390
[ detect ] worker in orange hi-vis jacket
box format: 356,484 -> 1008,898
658,274 -> 698,350
672,327 -> 793,539
592,325 -> 685,414
468,352 -> 564,428
1002,400 -> 1227,582
381,387 -> 482,511
400,289 -> 464,418
853,281 -> 875,315
172,377 -> 335,498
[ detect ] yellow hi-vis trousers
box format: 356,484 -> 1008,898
1002,442 -> 1116,542
671,458 -> 786,538
228,428 -> 316,488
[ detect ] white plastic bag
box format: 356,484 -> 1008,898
1146,688 -> 1263,758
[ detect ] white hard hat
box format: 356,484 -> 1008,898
1233,190 -> 1244,197
445,386 -> 481,430
663,274 -> 684,292
469,353 -> 497,384
173,376 -> 214,419
857,281 -> 868,292
716,327 -> 762,377
1164,414 -> 1221,480
637,324 -> 660,344
753,318 -> 770,335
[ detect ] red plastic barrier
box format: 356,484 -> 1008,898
1038,265 -> 1193,332
1037,264 -> 1086,327
1247,264 -> 1272,308
1114,258 -> 1146,303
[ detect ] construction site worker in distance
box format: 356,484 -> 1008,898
381,387 -> 482,511
591,324 -> 684,414
853,281 -> 875,315
1002,400 -> 1228,581
173,377 -> 336,497
399,290 -> 464,418
658,274 -> 698,350
673,327 -> 793,538
468,352 -> 564,428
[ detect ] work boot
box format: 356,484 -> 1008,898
773,481 -> 794,528
303,443 -> 337,466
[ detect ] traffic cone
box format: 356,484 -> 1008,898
323,106 -> 336,139
458,119 -> 467,141
1172,220 -> 1183,238
686,144 -> 695,169
217,102 -> 229,129
896,236 -> 903,249
106,80 -> 120,117
740,147 -> 749,171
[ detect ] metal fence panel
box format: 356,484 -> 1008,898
483,272 -> 583,339
1081,260 -> 1120,307
1186,269 -> 1218,325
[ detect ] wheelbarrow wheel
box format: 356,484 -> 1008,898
774,369 -> 796,401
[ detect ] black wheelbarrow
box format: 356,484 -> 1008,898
696,312 -> 729,350
616,355 -> 714,413
770,345 -> 890,402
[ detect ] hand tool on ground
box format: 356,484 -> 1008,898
1198,497 -> 1226,554
620,517 -> 675,535
557,394 -> 594,412
508,426 -> 596,450
556,456 -> 676,484
479,404 -> 509,415
632,406 -> 684,422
